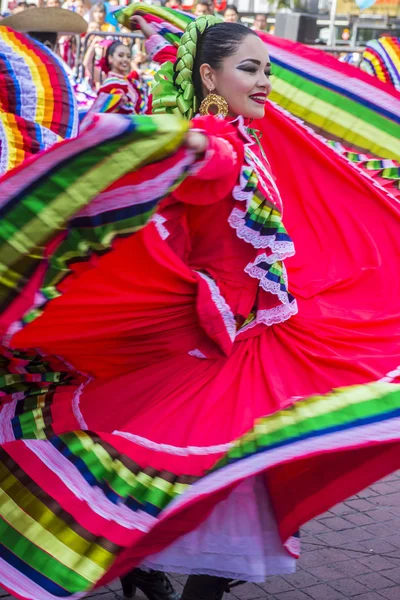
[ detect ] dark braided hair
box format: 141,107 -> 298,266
192,22 -> 257,101
105,40 -> 126,71
153,18 -> 258,119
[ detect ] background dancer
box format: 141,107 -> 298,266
96,41 -> 150,114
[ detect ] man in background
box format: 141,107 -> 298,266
252,12 -> 267,31
193,0 -> 213,16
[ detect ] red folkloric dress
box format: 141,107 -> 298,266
0,32 -> 399,600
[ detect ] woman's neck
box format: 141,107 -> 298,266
108,70 -> 127,78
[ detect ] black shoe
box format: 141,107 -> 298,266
228,580 -> 246,590
120,568 -> 180,600
181,575 -> 230,600
120,572 -> 136,599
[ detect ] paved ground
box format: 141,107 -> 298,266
3,472 -> 400,600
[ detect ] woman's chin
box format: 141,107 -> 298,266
243,104 -> 266,120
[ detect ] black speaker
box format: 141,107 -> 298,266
275,13 -> 318,44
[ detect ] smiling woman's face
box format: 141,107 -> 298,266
199,34 -> 272,120
108,44 -> 131,75
224,8 -> 239,22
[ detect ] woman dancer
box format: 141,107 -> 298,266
0,14 -> 400,600
97,41 -> 149,114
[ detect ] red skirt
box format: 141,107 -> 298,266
4,216 -> 400,593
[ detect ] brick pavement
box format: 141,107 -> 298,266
2,472 -> 399,600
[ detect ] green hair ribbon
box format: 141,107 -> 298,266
152,15 -> 222,121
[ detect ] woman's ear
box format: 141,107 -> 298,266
199,63 -> 216,93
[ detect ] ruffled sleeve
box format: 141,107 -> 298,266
174,116 -> 244,206
98,73 -> 149,115
98,77 -> 129,96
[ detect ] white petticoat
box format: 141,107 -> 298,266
140,475 -> 296,582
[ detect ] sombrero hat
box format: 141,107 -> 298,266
1,7 -> 88,34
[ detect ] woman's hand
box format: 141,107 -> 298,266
88,34 -> 103,46
130,15 -> 156,39
185,132 -> 208,156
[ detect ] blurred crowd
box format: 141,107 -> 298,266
0,0 -> 274,97
3,0 -> 272,30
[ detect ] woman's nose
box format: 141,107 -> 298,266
258,71 -> 270,88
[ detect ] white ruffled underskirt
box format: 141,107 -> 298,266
139,476 -> 296,582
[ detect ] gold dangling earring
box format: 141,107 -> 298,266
199,89 -> 229,118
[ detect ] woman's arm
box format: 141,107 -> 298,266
130,16 -> 243,204
130,15 -> 178,65
146,35 -> 178,64
177,117 -> 244,205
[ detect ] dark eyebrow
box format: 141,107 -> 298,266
238,59 -> 271,67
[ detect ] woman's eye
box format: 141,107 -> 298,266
265,70 -> 272,77
240,67 -> 257,73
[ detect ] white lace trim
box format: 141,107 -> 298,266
246,145 -> 283,208
112,431 -> 233,455
228,207 -> 281,249
231,117 -> 283,207
232,182 -> 252,204
229,137 -> 291,248
247,246 -> 295,267
196,272 -> 236,343
151,213 -> 170,240
228,119 -> 297,318
230,116 -> 257,205
188,348 -> 207,359
232,157 -> 256,209
72,379 -> 91,429
231,115 -> 256,146
237,302 -> 298,335
245,263 -> 291,305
